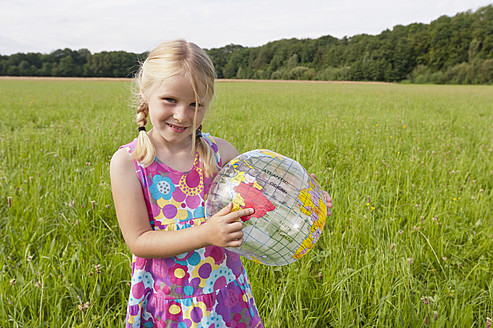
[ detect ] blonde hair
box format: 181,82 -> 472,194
132,40 -> 219,177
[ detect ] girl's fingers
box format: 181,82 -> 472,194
226,221 -> 244,233
215,203 -> 254,221
215,202 -> 234,216
227,207 -> 254,222
323,191 -> 333,207
230,230 -> 244,241
311,173 -> 332,204
228,237 -> 244,248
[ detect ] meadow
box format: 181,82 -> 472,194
0,78 -> 492,327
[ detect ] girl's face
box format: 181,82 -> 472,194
146,74 -> 207,149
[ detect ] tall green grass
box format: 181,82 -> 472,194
1,79 -> 492,327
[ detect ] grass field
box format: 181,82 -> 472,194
0,79 -> 492,327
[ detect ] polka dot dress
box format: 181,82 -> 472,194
120,134 -> 263,328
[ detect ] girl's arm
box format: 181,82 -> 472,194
110,148 -> 252,259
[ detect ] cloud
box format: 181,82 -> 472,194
0,0 -> 491,55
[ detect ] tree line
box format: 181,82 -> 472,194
1,5 -> 492,84
0,49 -> 145,78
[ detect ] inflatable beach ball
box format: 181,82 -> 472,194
205,149 -> 328,266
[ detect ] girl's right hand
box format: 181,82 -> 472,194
204,202 -> 254,248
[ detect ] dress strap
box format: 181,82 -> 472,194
201,133 -> 222,167
118,139 -> 148,188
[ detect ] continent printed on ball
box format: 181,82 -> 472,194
232,182 -> 276,222
293,179 -> 327,259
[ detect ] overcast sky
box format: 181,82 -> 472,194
0,0 -> 491,55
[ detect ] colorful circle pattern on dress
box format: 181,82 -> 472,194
150,175 -> 175,200
179,167 -> 204,197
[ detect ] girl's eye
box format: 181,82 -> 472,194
190,103 -> 202,108
163,98 -> 176,103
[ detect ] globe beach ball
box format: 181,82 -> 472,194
205,149 -> 328,266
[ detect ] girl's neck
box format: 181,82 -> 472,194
156,149 -> 197,172
148,130 -> 196,172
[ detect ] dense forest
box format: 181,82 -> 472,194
1,5 -> 492,84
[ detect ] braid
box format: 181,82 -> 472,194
136,95 -> 149,127
192,124 -> 219,179
132,97 -> 156,167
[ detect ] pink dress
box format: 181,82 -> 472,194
119,133 -> 263,328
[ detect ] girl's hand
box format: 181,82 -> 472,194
311,173 -> 333,216
204,202 -> 254,248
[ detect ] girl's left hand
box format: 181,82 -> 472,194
311,173 -> 333,216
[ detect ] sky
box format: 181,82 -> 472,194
0,0 -> 492,55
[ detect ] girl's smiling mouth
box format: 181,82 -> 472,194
166,123 -> 187,132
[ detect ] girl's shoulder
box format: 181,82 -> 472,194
111,144 -> 136,173
110,139 -> 140,177
118,139 -> 138,154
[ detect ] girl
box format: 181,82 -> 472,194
111,39 -> 263,328
111,39 -> 332,328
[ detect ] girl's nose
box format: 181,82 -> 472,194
173,104 -> 189,122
